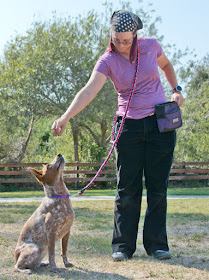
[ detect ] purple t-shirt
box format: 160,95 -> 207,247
93,37 -> 167,119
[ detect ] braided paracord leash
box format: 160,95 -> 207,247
71,43 -> 140,197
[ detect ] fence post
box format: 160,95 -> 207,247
182,162 -> 187,187
75,162 -> 79,190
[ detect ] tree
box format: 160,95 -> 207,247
0,11 -> 116,162
0,1 -> 188,163
174,54 -> 209,161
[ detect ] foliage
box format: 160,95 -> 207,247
175,54 -> 209,161
0,1 -> 191,163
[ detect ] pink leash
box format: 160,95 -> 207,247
71,43 -> 140,197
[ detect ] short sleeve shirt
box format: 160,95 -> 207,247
93,37 -> 167,119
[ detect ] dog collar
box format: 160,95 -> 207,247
50,194 -> 70,198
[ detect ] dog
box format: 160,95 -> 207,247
14,154 -> 74,274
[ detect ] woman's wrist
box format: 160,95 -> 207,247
173,91 -> 182,95
61,113 -> 71,123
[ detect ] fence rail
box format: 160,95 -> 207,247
0,162 -> 209,185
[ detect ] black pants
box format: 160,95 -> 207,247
112,114 -> 176,257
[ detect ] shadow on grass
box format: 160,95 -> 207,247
167,212 -> 209,225
26,254 -> 209,280
31,265 -> 132,280
133,254 -> 209,272
170,255 -> 209,272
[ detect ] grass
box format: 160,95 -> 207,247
0,187 -> 209,198
0,199 -> 209,279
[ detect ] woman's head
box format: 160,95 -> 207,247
108,10 -> 143,63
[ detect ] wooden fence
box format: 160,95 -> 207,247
0,162 -> 209,185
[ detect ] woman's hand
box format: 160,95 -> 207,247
171,92 -> 184,107
51,116 -> 68,136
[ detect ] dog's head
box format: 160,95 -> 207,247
28,154 -> 65,186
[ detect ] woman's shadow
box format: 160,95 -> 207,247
167,255 -> 209,272
139,254 -> 209,272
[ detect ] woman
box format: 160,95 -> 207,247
52,10 -> 184,261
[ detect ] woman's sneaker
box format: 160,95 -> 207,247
112,252 -> 130,261
152,250 -> 171,260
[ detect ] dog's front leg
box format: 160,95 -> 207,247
48,232 -> 60,272
61,231 -> 73,268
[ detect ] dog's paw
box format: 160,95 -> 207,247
64,261 -> 73,268
14,267 -> 32,275
50,266 -> 62,273
40,262 -> 49,267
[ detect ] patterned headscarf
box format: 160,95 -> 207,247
111,10 -> 143,32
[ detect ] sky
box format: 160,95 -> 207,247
0,0 -> 209,63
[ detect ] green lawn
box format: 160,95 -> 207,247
0,198 -> 209,279
0,187 -> 209,198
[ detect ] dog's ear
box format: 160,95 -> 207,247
28,167 -> 43,183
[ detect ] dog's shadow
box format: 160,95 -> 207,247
32,265 -> 132,280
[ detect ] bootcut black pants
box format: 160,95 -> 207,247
112,114 -> 176,257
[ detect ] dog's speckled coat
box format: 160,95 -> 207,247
14,154 -> 74,274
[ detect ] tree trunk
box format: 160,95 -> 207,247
70,121 -> 80,162
78,119 -> 108,147
16,115 -> 35,162
100,119 -> 108,146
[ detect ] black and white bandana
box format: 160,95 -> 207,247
111,10 -> 143,32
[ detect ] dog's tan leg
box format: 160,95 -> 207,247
61,231 -> 73,268
48,232 -> 61,272
14,245 -> 39,274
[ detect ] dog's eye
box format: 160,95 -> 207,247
47,165 -> 51,169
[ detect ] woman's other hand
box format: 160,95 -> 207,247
171,92 -> 184,107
